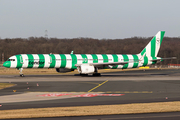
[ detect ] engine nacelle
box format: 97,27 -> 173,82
56,68 -> 74,73
78,64 -> 95,74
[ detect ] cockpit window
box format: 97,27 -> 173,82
8,59 -> 15,61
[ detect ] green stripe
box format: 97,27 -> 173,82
151,37 -> 156,57
81,54 -> 88,63
141,48 -> 146,56
60,54 -> 66,68
160,31 -> 165,45
49,54 -> 56,68
132,55 -> 139,68
71,54 -> 77,69
27,54 -> 34,68
112,54 -> 118,69
122,55 -> 129,69
38,54 -> 45,68
101,54 -> 108,63
143,56 -> 148,66
91,54 -> 98,63
15,54 -> 23,68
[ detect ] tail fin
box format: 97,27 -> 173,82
139,31 -> 165,57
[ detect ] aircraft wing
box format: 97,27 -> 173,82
75,60 -> 138,67
150,57 -> 176,62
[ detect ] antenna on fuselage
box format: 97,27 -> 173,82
70,51 -> 74,54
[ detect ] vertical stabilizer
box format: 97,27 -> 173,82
139,31 -> 165,57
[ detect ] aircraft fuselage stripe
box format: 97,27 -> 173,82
122,54 -> 129,69
8,54 -> 158,69
49,54 -> 56,68
60,54 -> 66,68
27,54 -> 34,68
38,54 -> 45,68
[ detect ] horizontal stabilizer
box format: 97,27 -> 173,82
151,57 -> 176,62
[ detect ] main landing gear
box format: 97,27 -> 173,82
92,67 -> 101,76
19,68 -> 24,77
80,73 -> 88,76
93,73 -> 101,76
80,73 -> 101,76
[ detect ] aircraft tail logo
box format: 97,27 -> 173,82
139,31 -> 165,57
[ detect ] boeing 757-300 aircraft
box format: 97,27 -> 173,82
3,31 -> 175,77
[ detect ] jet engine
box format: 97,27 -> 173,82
56,68 -> 74,73
78,64 -> 96,74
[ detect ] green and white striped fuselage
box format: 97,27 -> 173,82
7,54 -> 157,69
4,31 -> 168,76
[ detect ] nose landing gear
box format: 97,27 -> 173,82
19,68 -> 24,77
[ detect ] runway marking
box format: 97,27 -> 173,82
71,94 -> 124,97
27,91 -> 153,93
88,80 -> 108,92
38,93 -> 72,97
38,93 -> 124,97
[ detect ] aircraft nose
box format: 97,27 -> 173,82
3,61 -> 11,68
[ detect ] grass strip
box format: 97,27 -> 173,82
0,101 -> 180,119
0,83 -> 15,90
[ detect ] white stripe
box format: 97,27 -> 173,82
54,54 -> 61,68
97,55 -> 103,63
76,54 -> 83,64
44,54 -> 50,68
127,55 -> 133,68
21,54 -> 28,68
146,43 -> 151,57
155,32 -> 161,56
10,56 -> 17,68
32,54 -> 39,68
116,54 -> 123,68
65,54 -> 72,69
86,54 -> 93,63
137,55 -> 143,67
107,54 -> 113,63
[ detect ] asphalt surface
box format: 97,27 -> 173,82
1,69 -> 180,110
0,69 -> 180,119
10,112 -> 180,120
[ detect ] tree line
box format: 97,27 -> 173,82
0,36 -> 179,65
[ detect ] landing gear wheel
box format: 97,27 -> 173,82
19,68 -> 24,77
20,74 -> 24,77
80,73 -> 88,76
93,73 -> 101,76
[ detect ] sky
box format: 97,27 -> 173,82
0,0 -> 180,39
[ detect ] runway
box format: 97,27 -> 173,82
0,69 -> 180,111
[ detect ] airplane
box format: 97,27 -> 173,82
3,31 -> 176,77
